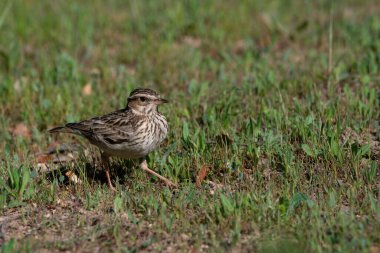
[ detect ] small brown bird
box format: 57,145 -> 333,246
49,88 -> 176,190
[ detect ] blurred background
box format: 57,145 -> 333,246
0,0 -> 379,152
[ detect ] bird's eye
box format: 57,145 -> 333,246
139,97 -> 146,102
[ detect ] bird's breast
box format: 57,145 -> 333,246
100,114 -> 167,159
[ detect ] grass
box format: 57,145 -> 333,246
0,0 -> 379,252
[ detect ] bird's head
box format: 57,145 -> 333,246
127,88 -> 168,115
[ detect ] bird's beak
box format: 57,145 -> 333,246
155,98 -> 169,104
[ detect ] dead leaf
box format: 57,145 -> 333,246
37,154 -> 54,163
10,123 -> 31,139
65,170 -> 82,184
206,180 -> 224,195
196,165 -> 209,187
82,83 -> 92,96
36,163 -> 52,173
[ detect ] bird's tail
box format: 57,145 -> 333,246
48,126 -> 75,134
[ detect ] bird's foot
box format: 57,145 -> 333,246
140,160 -> 178,188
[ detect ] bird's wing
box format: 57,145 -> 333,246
65,109 -> 137,144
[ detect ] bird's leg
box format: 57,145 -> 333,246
100,152 -> 116,191
140,159 -> 177,188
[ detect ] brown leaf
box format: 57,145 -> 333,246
196,165 -> 209,188
65,170 -> 82,184
37,154 -> 54,163
82,83 -> 92,96
10,123 -> 31,139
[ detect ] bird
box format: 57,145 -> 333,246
49,88 -> 176,191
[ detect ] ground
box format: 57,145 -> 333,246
0,0 -> 379,252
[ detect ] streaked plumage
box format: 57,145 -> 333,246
49,88 -> 175,190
